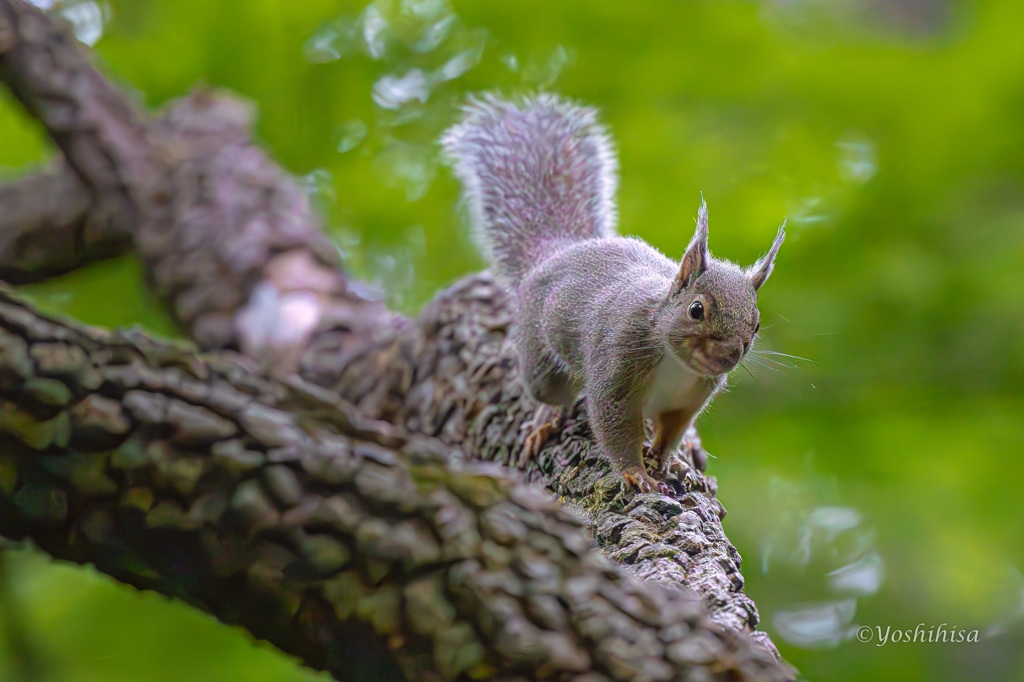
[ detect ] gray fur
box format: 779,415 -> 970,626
443,94 -> 784,492
442,93 -> 617,284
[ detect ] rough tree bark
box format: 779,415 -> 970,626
0,1 -> 791,680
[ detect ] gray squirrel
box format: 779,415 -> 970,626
442,94 -> 784,493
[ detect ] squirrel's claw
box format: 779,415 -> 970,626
520,406 -> 562,466
623,468 -> 672,496
661,451 -> 690,480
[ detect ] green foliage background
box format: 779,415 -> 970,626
2,1 -> 1023,680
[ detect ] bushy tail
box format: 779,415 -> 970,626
441,93 -> 618,285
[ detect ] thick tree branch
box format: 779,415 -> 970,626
0,292 -> 786,681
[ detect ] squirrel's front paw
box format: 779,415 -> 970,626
622,468 -> 672,496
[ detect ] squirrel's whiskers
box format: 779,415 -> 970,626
750,350 -> 814,362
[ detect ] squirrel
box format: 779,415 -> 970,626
442,94 -> 785,493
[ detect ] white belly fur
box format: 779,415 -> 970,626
642,353 -> 714,418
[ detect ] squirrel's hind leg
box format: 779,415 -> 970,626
519,349 -> 578,407
518,351 -> 577,465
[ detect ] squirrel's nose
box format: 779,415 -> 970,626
726,343 -> 744,365
706,339 -> 744,369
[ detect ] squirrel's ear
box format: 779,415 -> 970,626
673,198 -> 710,294
746,221 -> 786,291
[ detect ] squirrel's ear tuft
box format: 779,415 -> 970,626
673,197 -> 710,294
746,220 -> 786,291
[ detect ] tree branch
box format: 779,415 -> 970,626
0,291 -> 786,681
0,164 -> 128,284
0,0 -> 383,356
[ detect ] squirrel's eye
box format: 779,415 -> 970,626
688,301 -> 704,321
753,321 -> 760,334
